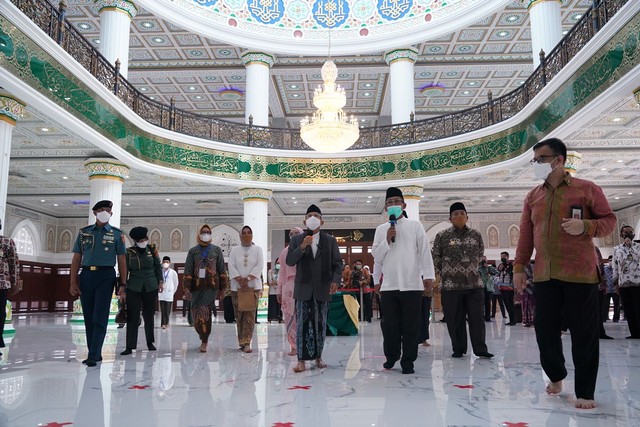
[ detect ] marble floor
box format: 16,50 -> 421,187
0,312 -> 638,427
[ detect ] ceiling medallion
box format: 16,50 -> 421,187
419,83 -> 446,97
217,87 -> 244,101
300,60 -> 360,153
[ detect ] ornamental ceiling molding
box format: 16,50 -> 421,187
1,5 -> 638,188
135,0 -> 513,55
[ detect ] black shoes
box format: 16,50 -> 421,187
84,359 -> 97,367
451,351 -> 464,358
383,360 -> 397,369
148,344 -> 156,351
475,352 -> 494,359
120,348 -> 133,355
401,364 -> 414,374
600,335 -> 614,340
506,322 -> 517,326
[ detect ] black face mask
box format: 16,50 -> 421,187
480,261 -> 486,265
622,233 -> 635,240
501,258 -> 508,264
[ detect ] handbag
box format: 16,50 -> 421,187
237,289 -> 257,311
115,301 -> 127,324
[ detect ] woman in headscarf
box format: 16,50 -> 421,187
228,225 -> 264,353
120,226 -> 162,355
183,224 -> 227,352
276,227 -> 303,355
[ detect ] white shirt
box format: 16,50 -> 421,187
158,267 -> 179,302
311,232 -> 319,257
228,244 -> 264,291
371,216 -> 435,291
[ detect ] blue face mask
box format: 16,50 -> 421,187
387,205 -> 403,219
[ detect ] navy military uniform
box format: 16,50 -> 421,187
73,221 -> 126,362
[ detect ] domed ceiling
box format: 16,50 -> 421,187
136,0 -> 513,55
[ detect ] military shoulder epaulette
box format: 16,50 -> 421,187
110,226 -> 122,232
80,224 -> 94,231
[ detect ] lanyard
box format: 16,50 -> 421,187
163,270 -> 169,282
200,245 -> 210,259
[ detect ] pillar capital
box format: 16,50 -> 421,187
239,188 -> 273,202
398,185 -> 423,200
241,52 -> 275,68
84,158 -> 130,182
525,0 -> 563,11
94,0 -> 138,19
0,94 -> 26,126
384,48 -> 418,66
564,151 -> 582,176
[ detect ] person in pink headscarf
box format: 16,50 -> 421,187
277,227 -> 303,356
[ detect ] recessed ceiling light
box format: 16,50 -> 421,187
364,83 -> 373,88
62,176 -> 68,179
617,159 -> 624,163
140,87 -> 147,91
366,200 -> 371,203
173,203 -> 178,206
153,37 -> 164,43
141,22 -> 153,28
468,82 -> 478,86
291,197 -> 296,200
78,23 -> 90,29
498,195 -> 502,197
292,94 -> 300,98
361,119 -> 366,122
289,84 -> 298,89
41,127 -> 49,132
293,201 -> 298,204
506,15 -> 519,22
45,168 -> 51,172
562,30 -> 568,35
363,92 -> 371,96
149,96 -> 155,100
125,203 -> 130,206
420,195 -> 424,198
497,31 -> 509,37
40,199 -> 45,202
195,95 -> 203,99
628,192 -> 633,195
166,198 -> 171,201
93,39 -> 100,44
462,90 -> 471,95
573,13 -> 582,21
613,117 -> 622,122
53,203 -> 58,207
368,196 -> 372,199
614,197 -> 620,200
518,80 -> 525,85
600,168 -> 607,171
188,86 -> 196,91
490,199 -> 495,202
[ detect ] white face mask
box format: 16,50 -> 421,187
306,216 -> 321,231
96,211 -> 111,223
200,233 -> 212,242
162,262 -> 170,269
533,162 -> 553,180
136,241 -> 148,249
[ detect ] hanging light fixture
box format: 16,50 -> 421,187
300,30 -> 359,153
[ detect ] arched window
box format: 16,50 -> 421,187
14,226 -> 35,256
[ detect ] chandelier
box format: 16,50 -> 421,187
300,60 -> 360,153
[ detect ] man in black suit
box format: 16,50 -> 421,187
286,204 -> 343,373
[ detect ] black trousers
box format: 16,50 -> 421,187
483,290 -> 492,321
441,288 -> 487,355
620,287 -> 640,338
419,296 -> 432,342
534,280 -> 599,400
79,269 -> 115,361
268,294 -> 281,321
125,289 -> 157,349
603,292 -> 620,321
159,301 -> 172,326
0,289 -> 6,348
380,290 -> 422,369
491,294 -> 506,318
501,289 -> 516,324
223,294 -> 236,323
358,291 -> 373,322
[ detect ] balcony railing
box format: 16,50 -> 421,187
9,0 -> 630,150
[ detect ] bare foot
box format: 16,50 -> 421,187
546,381 -> 562,395
293,361 -> 306,373
422,340 -> 430,347
288,349 -> 297,356
316,358 -> 327,369
242,346 -> 253,353
199,342 -> 207,353
575,398 -> 597,409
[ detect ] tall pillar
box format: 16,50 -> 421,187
239,188 -> 272,280
95,0 -> 138,78
384,48 -> 418,124
0,94 -> 26,230
528,0 -> 563,68
84,158 -> 130,227
398,185 -> 423,221
241,52 -> 275,127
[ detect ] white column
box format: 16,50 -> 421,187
96,0 -> 138,79
0,94 -> 26,231
398,185 -> 423,221
84,159 -> 130,228
239,188 -> 272,280
384,48 -> 418,124
241,52 -> 275,127
528,0 -> 563,68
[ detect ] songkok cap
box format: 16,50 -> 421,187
385,187 -> 403,201
449,202 -> 467,215
129,226 -> 148,241
92,200 -> 113,211
306,204 -> 322,215
162,256 -> 171,262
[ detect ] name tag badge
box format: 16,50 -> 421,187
199,268 -> 206,278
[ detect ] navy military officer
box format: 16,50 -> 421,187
70,200 -> 127,367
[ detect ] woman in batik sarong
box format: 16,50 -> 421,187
183,224 -> 227,353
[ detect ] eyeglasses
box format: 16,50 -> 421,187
529,155 -> 557,165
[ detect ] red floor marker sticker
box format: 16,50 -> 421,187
453,384 -> 474,389
271,423 -> 295,427
287,385 -> 311,390
39,423 -> 73,427
128,385 -> 151,390
502,422 -> 529,427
